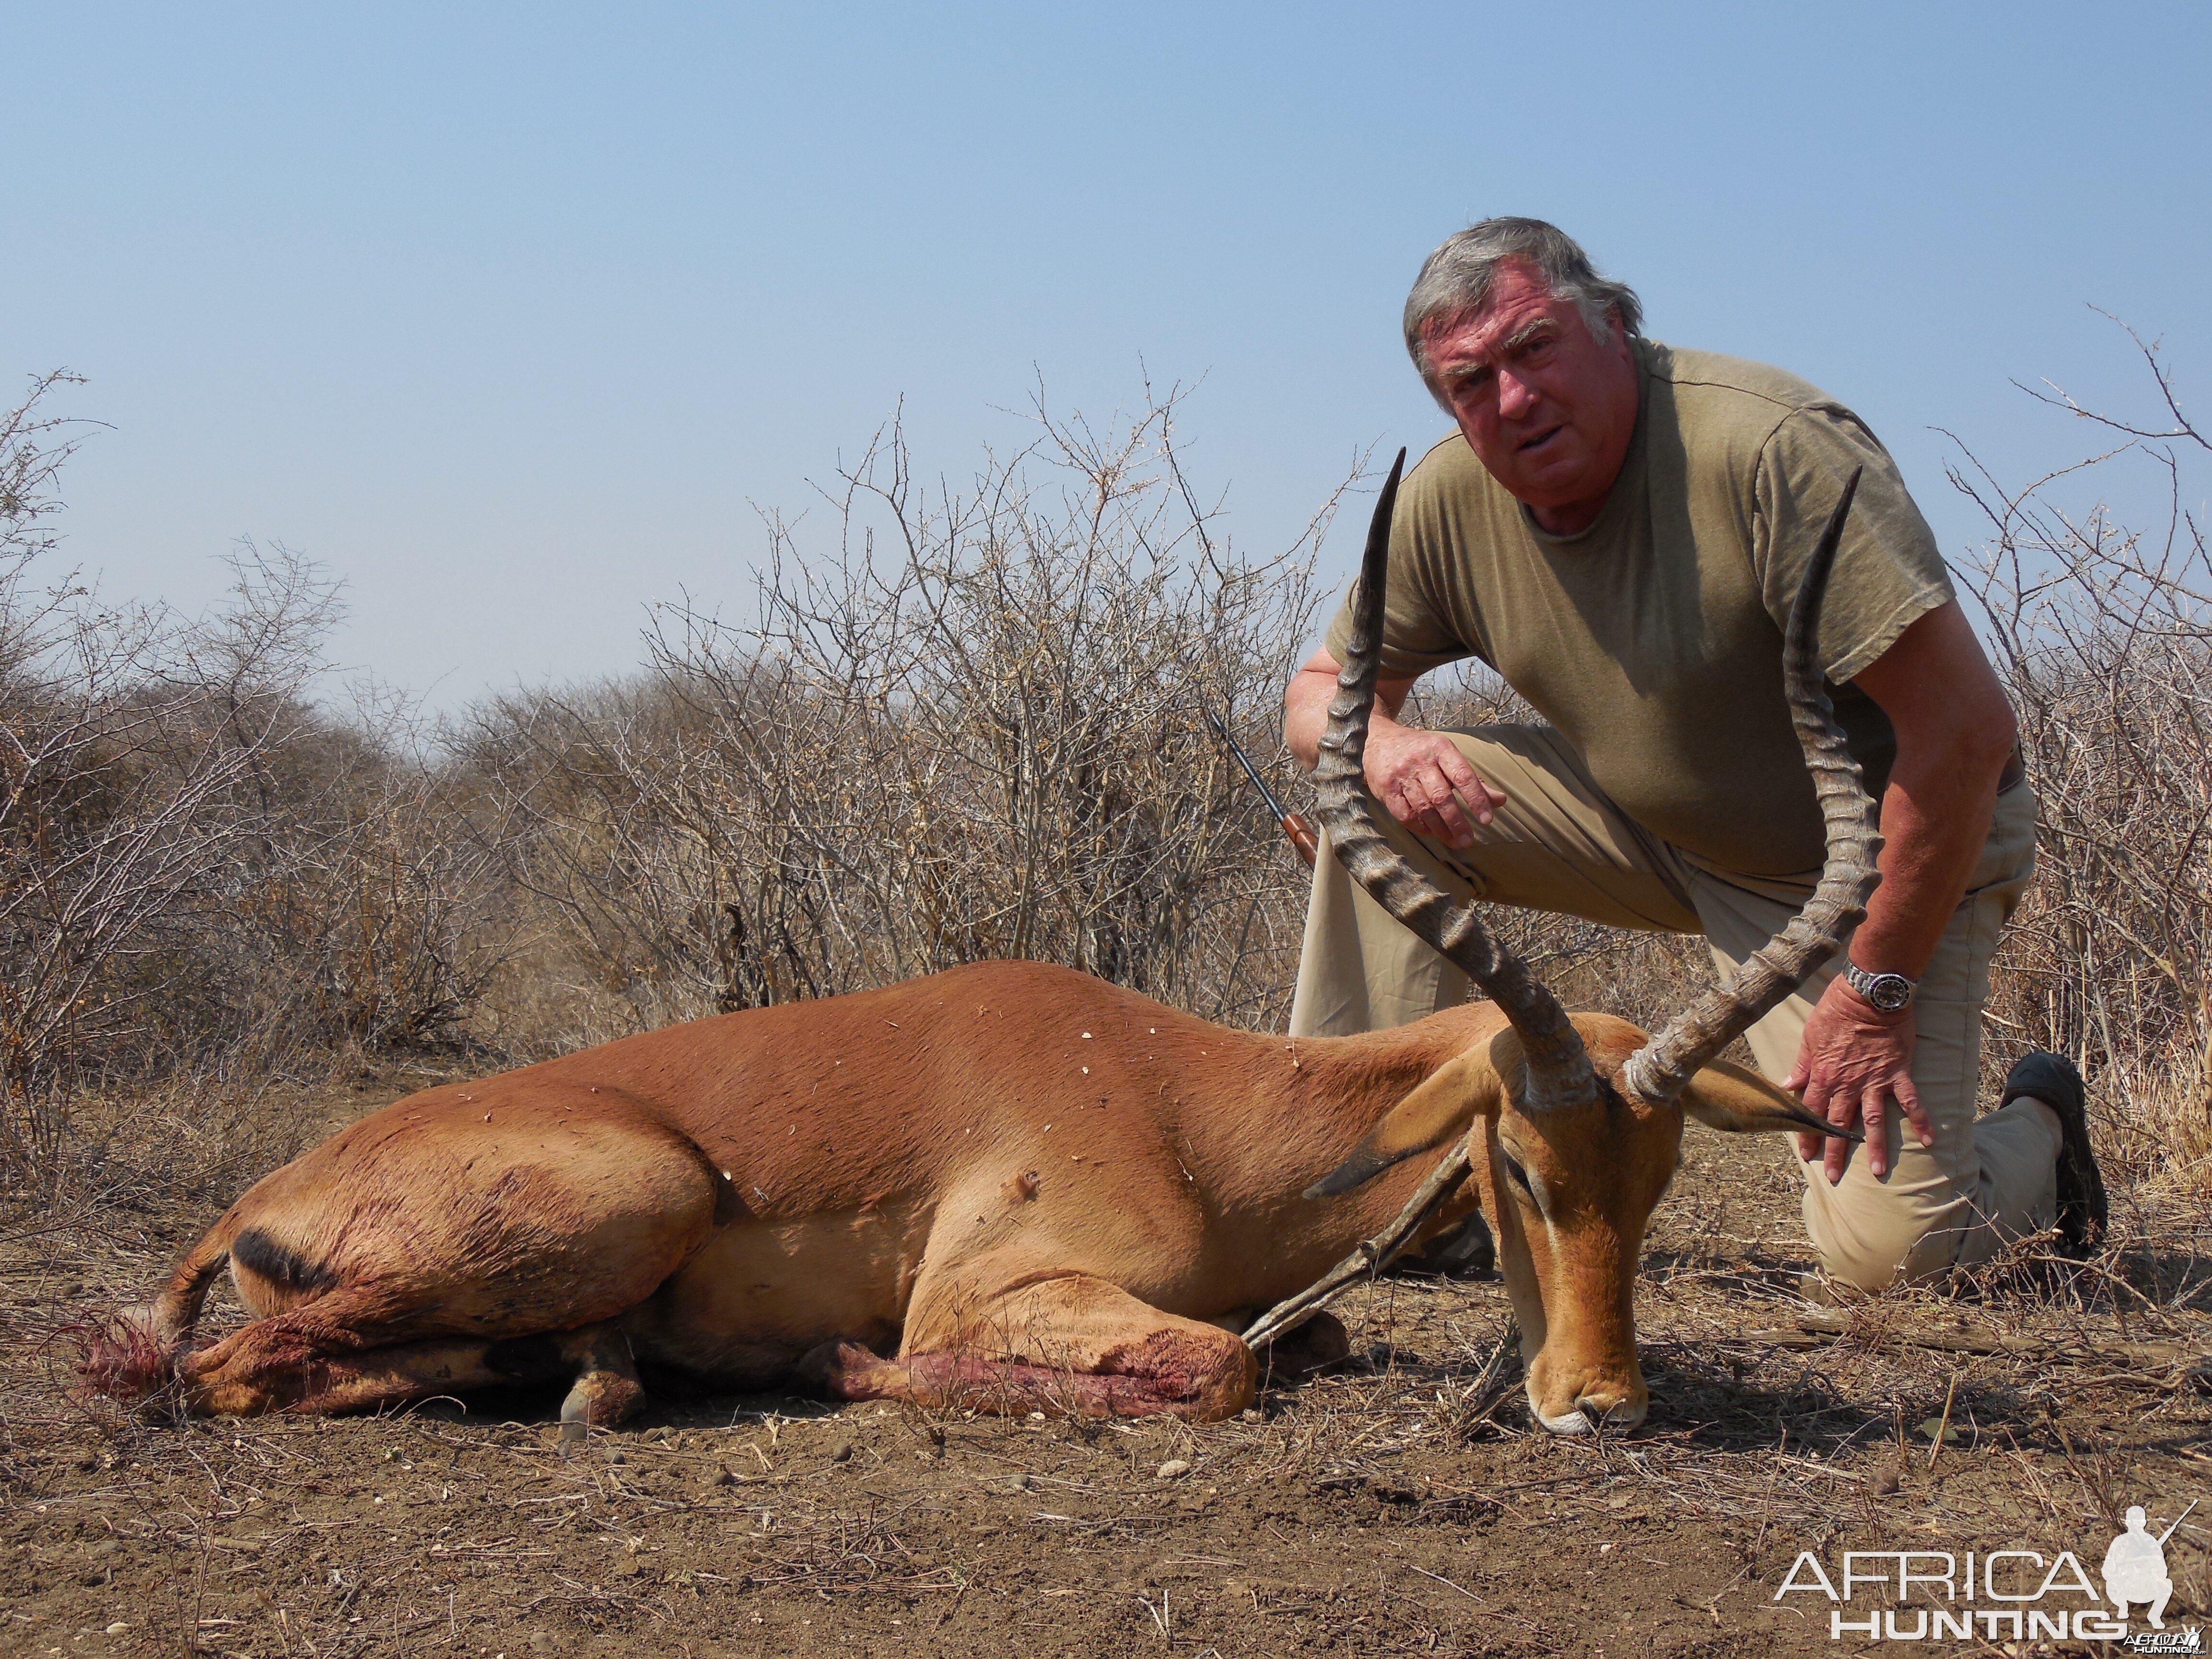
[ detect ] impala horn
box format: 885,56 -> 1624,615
1618,467 -> 1883,1106
1310,449 -> 1598,1113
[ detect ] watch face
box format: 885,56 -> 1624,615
1864,974 -> 1912,1012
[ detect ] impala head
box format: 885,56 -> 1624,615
1307,451 -> 1882,1433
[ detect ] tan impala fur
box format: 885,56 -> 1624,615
96,967 -> 1522,1425
92,455 -> 1875,1436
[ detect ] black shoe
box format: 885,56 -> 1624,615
2002,1052 -> 2107,1252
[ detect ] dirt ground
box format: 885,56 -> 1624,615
4,1068 -> 2208,1658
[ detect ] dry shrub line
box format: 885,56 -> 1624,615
465,380 -> 1351,1045
2,373 -> 517,1204
1947,317 -> 2212,1197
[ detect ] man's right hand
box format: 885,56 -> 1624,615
1283,648 -> 1506,849
1361,721 -> 1505,848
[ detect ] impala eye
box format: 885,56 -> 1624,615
1503,1154 -> 1538,1205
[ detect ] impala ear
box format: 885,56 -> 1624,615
1306,1052 -> 1503,1198
1678,1058 -> 1861,1142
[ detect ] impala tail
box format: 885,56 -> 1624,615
79,1214 -> 238,1403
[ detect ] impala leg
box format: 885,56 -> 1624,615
802,1273 -> 1258,1422
149,1088 -> 722,1422
180,1311 -> 645,1426
179,1289 -> 434,1416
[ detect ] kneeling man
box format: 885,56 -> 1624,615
1286,217 -> 2104,1290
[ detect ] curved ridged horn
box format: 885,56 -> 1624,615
1311,448 -> 1598,1112
1619,467 -> 1883,1106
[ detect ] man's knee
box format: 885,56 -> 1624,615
1803,1185 -> 1977,1292
1806,1231 -> 1912,1294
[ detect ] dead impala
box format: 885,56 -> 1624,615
89,457 -> 1871,1433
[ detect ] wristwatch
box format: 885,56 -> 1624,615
1842,961 -> 1917,1013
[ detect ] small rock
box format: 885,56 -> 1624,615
830,1441 -> 854,1463
607,1450 -> 626,1465
706,1467 -> 734,1487
106,1624 -> 130,1636
1915,1418 -> 1960,1444
1239,1407 -> 1263,1423
1006,1473 -> 1032,1492
1156,1458 -> 1191,1480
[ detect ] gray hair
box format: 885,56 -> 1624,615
1403,218 -> 1644,400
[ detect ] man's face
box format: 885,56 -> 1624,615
1420,259 -> 1640,532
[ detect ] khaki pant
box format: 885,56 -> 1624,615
1287,724 -> 2059,1290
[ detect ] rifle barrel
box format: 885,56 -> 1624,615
1202,705 -> 1317,867
2157,1497 -> 2198,1545
1202,707 -> 1290,821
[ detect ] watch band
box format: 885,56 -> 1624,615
1842,961 -> 1917,1013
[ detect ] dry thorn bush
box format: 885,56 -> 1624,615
463,382 -> 1349,1049
0,373 -> 512,1209
1946,317 -> 2212,1205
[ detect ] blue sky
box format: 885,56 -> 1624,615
7,3 -> 2207,708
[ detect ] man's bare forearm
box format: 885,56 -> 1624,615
1849,746 -> 2004,979
1783,601 -> 2017,1176
1284,651 -> 1414,771
1840,602 -> 2019,983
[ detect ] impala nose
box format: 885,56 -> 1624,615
1578,1393 -> 1647,1430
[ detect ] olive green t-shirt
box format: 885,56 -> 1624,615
1322,339 -> 1953,878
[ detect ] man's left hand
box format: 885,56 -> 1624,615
1785,978 -> 1930,1183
